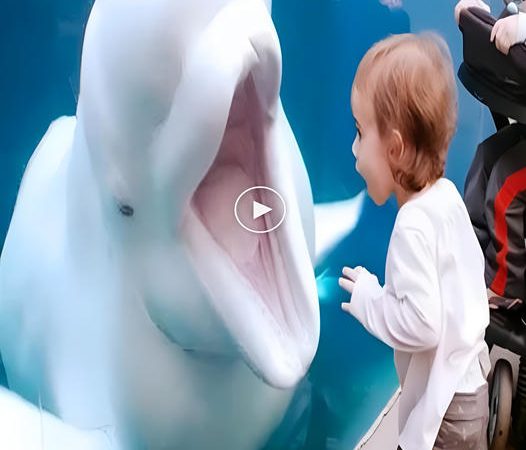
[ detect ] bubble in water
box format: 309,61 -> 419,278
380,0 -> 402,10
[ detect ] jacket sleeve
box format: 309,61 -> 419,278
347,226 -> 442,352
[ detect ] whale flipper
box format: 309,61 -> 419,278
314,191 -> 366,264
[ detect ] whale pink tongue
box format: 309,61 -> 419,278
193,162 -> 267,267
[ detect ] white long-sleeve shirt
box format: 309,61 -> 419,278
348,178 -> 491,450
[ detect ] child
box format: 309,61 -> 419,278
339,33 -> 491,450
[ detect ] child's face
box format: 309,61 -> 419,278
350,87 -> 395,206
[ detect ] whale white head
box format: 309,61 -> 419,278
73,0 -> 319,389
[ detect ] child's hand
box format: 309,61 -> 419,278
491,14 -> 521,55
339,266 -> 362,313
454,0 -> 490,25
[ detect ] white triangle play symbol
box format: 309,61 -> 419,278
253,201 -> 272,220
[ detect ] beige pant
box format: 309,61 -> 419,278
398,382 -> 489,450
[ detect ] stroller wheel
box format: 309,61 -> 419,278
488,359 -> 513,450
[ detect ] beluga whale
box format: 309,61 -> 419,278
0,0 -> 328,448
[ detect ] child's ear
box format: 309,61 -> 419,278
388,129 -> 405,163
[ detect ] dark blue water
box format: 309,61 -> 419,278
0,0 -> 504,448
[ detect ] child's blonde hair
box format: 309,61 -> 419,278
353,33 -> 458,192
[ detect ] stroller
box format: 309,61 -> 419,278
458,2 -> 526,449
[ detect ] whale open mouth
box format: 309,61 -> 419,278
180,63 -> 319,389
191,76 -> 290,326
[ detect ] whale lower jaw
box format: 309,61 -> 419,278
180,73 -> 319,389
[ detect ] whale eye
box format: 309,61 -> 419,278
119,203 -> 134,217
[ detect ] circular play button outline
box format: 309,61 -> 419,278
234,186 -> 286,234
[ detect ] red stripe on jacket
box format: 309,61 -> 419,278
491,167 -> 526,295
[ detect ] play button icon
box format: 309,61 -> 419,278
234,186 -> 286,233
253,201 -> 272,220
